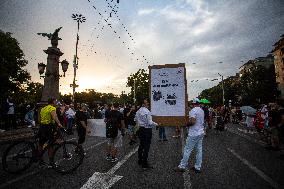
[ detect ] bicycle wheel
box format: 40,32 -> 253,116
2,141 -> 34,173
52,141 -> 84,174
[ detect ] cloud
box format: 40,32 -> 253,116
133,0 -> 284,98
1,0 -> 283,99
137,8 -> 156,16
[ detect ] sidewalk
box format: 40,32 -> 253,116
0,127 -> 34,144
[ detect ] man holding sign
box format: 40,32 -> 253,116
174,98 -> 205,173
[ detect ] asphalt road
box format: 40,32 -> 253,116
0,124 -> 283,189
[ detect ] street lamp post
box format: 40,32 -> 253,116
133,79 -> 136,105
218,73 -> 225,105
71,13 -> 86,103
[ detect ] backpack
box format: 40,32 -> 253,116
106,110 -> 121,138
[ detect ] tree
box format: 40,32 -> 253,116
200,65 -> 278,106
25,82 -> 43,104
0,30 -> 30,102
239,65 -> 278,105
126,69 -> 149,105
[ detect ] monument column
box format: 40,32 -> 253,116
37,28 -> 64,102
41,40 -> 63,102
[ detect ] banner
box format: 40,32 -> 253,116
87,119 -> 106,137
150,66 -> 186,116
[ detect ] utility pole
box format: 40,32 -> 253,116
133,79 -> 136,105
218,73 -> 225,105
71,14 -> 86,103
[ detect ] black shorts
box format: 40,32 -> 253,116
38,124 -> 55,146
77,126 -> 86,144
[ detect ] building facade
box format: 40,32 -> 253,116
272,34 -> 284,100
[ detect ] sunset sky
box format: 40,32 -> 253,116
1,0 -> 284,99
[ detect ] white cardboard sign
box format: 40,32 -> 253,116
150,66 -> 185,116
87,119 -> 106,137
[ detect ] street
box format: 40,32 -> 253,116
1,124 -> 284,189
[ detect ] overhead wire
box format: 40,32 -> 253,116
86,0 -> 153,68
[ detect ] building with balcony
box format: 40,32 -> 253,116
272,34 -> 284,100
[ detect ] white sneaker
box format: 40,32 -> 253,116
111,157 -> 118,163
0,129 -> 5,133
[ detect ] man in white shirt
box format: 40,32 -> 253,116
65,104 -> 76,135
175,98 -> 205,173
135,99 -> 158,169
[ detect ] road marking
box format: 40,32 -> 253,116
80,146 -> 139,189
0,140 -> 107,189
85,140 -> 107,151
108,146 -> 138,175
227,148 -> 279,189
181,127 -> 191,189
226,127 -> 266,146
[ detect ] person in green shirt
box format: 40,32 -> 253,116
38,98 -> 63,167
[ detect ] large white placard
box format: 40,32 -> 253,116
151,67 -> 185,116
87,119 -> 106,137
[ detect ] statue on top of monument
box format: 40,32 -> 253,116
37,27 -> 62,47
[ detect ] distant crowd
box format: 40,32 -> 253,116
1,97 -> 284,155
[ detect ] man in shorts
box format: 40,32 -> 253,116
75,104 -> 91,154
105,103 -> 125,162
38,98 -> 63,167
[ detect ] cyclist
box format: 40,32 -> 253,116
38,97 -> 63,167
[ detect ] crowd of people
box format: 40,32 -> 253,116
1,96 -> 284,171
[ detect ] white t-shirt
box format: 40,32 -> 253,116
188,106 -> 205,136
135,107 -> 158,129
65,108 -> 76,119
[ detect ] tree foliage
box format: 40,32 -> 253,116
0,30 -> 30,101
200,65 -> 278,106
239,65 -> 278,105
126,69 -> 149,105
60,89 -> 131,107
14,82 -> 43,105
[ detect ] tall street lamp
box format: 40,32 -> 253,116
218,73 -> 225,105
71,13 -> 86,103
133,79 -> 136,105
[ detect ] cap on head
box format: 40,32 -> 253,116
192,98 -> 200,104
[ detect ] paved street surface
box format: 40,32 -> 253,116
1,124 -> 284,189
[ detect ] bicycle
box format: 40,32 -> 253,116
2,127 -> 84,174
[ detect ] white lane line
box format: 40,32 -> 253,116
227,148 -> 279,189
80,146 -> 139,189
227,128 -> 266,147
0,140 -> 107,189
181,127 -> 191,189
108,146 -> 138,175
85,140 -> 107,151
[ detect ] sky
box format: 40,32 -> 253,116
0,0 -> 284,99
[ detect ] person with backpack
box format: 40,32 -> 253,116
105,103 -> 125,163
